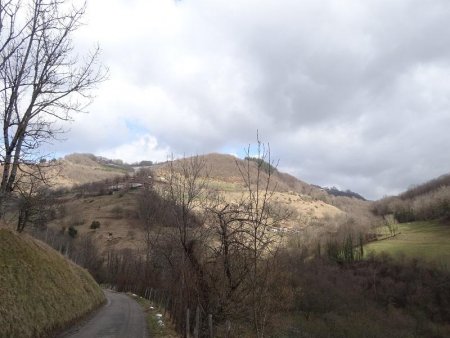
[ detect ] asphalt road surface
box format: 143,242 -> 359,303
60,290 -> 149,338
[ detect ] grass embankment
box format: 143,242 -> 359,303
131,294 -> 178,337
365,221 -> 450,268
0,229 -> 105,337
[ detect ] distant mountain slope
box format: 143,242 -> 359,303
321,186 -> 366,201
373,172 -> 450,222
152,153 -> 374,229
57,152 -> 367,203
0,228 -> 105,337
50,153 -> 130,187
155,153 -> 319,195
40,153 -> 375,253
400,173 -> 450,200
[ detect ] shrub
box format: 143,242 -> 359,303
68,226 -> 77,238
90,221 -> 101,229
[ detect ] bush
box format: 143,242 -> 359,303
68,226 -> 77,238
90,221 -> 101,229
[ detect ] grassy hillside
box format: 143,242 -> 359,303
33,153 -> 375,253
154,153 -> 315,194
0,228 -> 105,337
50,190 -> 145,252
50,153 -> 130,188
369,172 -> 450,269
365,221 -> 450,268
155,153 -> 372,222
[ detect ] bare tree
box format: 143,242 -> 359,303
0,1 -> 22,71
0,0 -> 106,212
164,155 -> 211,321
14,165 -> 54,232
234,138 -> 287,338
202,137 -> 288,337
129,142 -> 287,336
204,195 -> 252,320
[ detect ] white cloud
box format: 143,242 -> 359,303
98,135 -> 171,163
45,0 -> 450,199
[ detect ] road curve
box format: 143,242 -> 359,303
59,290 -> 149,338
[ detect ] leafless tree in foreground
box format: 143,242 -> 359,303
222,137 -> 287,337
14,165 -> 55,232
164,155 -> 212,328
0,0 -> 106,215
130,139 -> 288,336
171,140 -> 286,336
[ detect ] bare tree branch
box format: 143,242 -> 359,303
0,0 -> 106,218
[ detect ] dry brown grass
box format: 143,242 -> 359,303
0,228 -> 105,337
41,153 -> 373,253
51,155 -> 127,187
47,190 -> 145,252
0,153 -> 127,191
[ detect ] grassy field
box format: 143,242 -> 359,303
365,221 -> 450,268
0,228 -> 105,337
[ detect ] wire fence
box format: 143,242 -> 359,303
104,284 -> 234,338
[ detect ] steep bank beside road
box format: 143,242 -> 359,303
0,228 -> 105,337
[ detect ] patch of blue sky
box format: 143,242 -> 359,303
125,119 -> 149,137
218,145 -> 249,159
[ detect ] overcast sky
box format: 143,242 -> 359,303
45,0 -> 450,200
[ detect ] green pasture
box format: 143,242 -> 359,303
365,221 -> 450,268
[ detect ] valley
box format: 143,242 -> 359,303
2,1 -> 450,336
3,152 -> 450,338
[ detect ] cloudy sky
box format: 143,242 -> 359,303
46,0 -> 450,200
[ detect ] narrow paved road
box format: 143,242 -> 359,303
60,290 -> 149,338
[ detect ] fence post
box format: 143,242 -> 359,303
194,305 -> 200,338
226,320 -> 231,338
208,314 -> 213,338
164,296 -> 170,316
186,308 -> 190,338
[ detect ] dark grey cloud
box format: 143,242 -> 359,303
45,0 -> 450,199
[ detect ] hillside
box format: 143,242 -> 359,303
0,228 -> 105,337
400,173 -> 450,200
154,153 -> 317,194
50,153 -> 131,188
154,153 -> 375,227
321,186 -> 366,201
368,174 -> 450,267
373,172 -> 450,223
36,153 -> 375,254
365,220 -> 450,267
